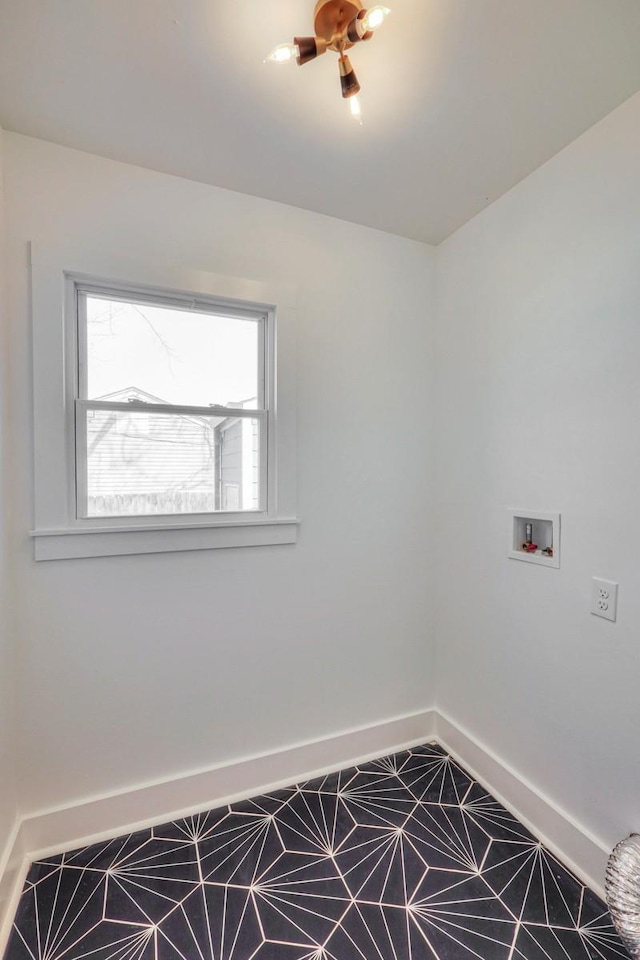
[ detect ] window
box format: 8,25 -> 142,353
30,247 -> 298,560
76,286 -> 266,520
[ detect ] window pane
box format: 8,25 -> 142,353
84,295 -> 261,408
84,409 -> 261,517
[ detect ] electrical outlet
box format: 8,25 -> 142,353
591,578 -> 618,622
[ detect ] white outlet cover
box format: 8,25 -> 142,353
591,578 -> 618,622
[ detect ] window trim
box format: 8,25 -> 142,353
29,244 -> 299,560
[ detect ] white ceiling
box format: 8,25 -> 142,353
1,0 -> 640,244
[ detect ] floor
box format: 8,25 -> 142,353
4,743 -> 629,960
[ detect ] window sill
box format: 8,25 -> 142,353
30,518 -> 300,561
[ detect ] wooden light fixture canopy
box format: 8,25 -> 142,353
311,0 -> 372,52
267,2 -> 391,113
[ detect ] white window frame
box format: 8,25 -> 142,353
73,282 -> 270,521
29,244 -> 298,560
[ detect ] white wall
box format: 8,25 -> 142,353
435,91 -> 640,852
8,86 -> 638,875
0,129 -> 18,902
4,134 -> 435,817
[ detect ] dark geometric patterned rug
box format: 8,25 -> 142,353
4,743 -> 629,960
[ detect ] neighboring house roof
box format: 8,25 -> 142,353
96,386 -> 169,404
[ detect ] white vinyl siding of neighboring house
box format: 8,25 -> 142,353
86,388 -> 259,518
217,412 -> 259,513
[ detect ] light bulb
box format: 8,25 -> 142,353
349,95 -> 363,125
362,5 -> 390,31
266,43 -> 300,64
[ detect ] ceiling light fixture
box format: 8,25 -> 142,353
267,1 -> 390,122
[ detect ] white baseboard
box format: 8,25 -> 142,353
0,707 -> 611,955
0,708 -> 436,955
19,709 -> 437,859
0,819 -> 29,960
435,710 -> 609,900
